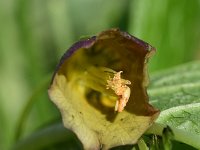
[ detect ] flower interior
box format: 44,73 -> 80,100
83,66 -> 131,112
49,30 -> 159,149
55,32 -> 155,121
58,47 -> 131,117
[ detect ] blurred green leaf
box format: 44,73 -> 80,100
157,103 -> 200,136
14,74 -> 58,141
129,0 -> 200,71
13,123 -> 83,150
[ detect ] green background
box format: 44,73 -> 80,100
0,0 -> 200,149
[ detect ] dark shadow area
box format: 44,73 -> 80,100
85,89 -> 118,122
12,123 -> 83,150
110,144 -> 134,150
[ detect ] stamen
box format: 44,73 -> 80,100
78,67 -> 131,112
106,71 -> 131,112
80,66 -> 117,96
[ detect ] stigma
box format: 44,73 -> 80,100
106,71 -> 131,112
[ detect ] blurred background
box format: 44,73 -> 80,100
0,0 -> 200,149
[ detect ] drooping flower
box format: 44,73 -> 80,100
48,29 -> 159,150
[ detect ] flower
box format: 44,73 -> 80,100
48,28 -> 159,150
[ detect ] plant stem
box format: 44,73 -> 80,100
138,138 -> 149,150
146,122 -> 200,149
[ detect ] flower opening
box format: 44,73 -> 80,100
48,28 -> 159,150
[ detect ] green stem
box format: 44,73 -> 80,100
146,122 -> 200,149
138,138 -> 148,150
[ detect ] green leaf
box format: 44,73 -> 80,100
157,103 -> 200,136
128,0 -> 200,71
148,61 -> 200,149
150,61 -> 200,88
149,61 -> 200,110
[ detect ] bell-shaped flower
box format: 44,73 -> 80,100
48,29 -> 159,150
